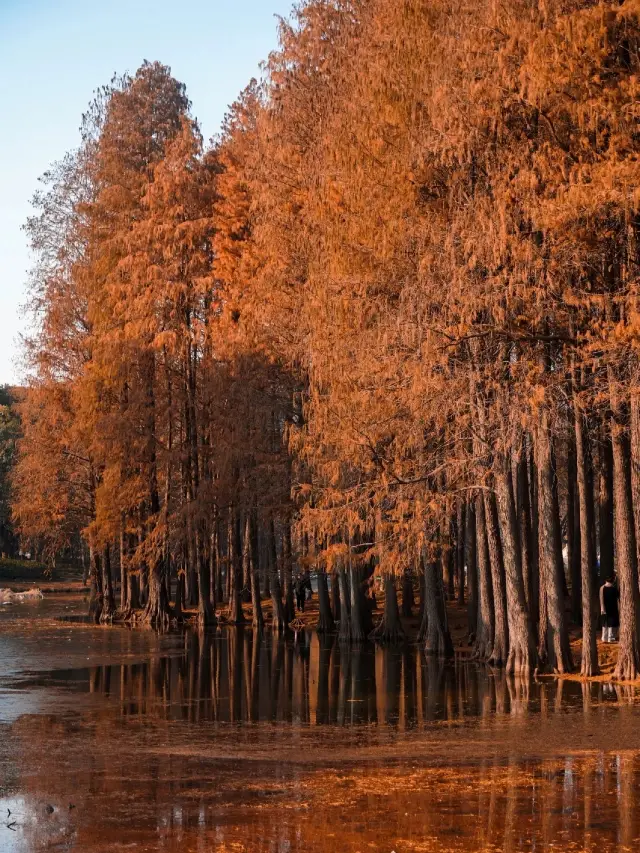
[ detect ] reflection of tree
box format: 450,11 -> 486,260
309,634 -> 333,725
401,646 -> 416,728
7,648 -> 640,852
228,627 -> 243,722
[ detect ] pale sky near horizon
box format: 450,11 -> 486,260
0,0 -> 294,385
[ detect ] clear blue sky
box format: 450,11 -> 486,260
0,0 -> 294,385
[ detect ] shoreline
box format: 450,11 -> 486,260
4,579 -> 638,689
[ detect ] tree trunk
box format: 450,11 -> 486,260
630,393 -> 640,575
228,513 -> 245,625
174,563 -> 183,621
371,575 -> 405,643
516,438 -> 534,611
574,389 -> 599,676
143,557 -> 171,628
349,566 -> 369,642
316,570 -> 333,634
456,501 -> 465,605
88,545 -> 104,623
529,443 -> 540,627
423,554 -> 453,657
338,568 -> 351,642
536,411 -> 573,673
99,544 -> 116,623
417,563 -> 428,643
119,519 -> 128,613
185,527 -> 198,607
268,518 -> 286,632
215,522 -> 224,605
484,491 -> 508,666
209,527 -> 217,614
242,514 -> 252,594
401,568 -> 414,617
598,419 -> 615,584
249,512 -> 263,632
567,430 -> 582,624
331,569 -> 341,623
465,501 -> 477,639
127,531 -> 140,612
283,523 -> 295,623
609,370 -> 640,680
446,519 -> 456,600
495,463 -> 538,677
473,493 -> 494,660
262,527 -> 271,599
196,527 -> 215,626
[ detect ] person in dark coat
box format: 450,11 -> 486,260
599,574 -> 620,643
295,573 -> 306,613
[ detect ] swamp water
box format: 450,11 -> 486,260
0,596 -> 640,851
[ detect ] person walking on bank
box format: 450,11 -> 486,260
600,574 -> 620,643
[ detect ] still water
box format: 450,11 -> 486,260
1,596 -> 640,851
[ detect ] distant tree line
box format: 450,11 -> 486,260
14,1 -> 640,679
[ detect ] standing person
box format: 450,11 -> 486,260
295,573 -> 306,613
302,569 -> 312,603
600,574 -> 620,643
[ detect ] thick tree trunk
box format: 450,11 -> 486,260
371,575 -> 405,644
242,515 -> 252,594
609,371 -> 640,680
495,463 -> 538,677
331,569 -> 341,623
598,419 -> 615,584
423,554 -> 453,657
185,528 -> 198,608
465,501 -> 477,639
473,494 -> 494,660
401,568 -> 414,617
349,566 -> 370,642
516,438 -> 534,611
143,558 -> 171,628
529,443 -> 540,627
209,527 -> 217,613
215,522 -> 224,605
249,512 -> 263,632
88,545 -> 104,624
338,568 -> 351,642
630,393 -> 640,574
567,431 -> 582,624
283,523 -> 295,624
417,563 -> 428,643
119,519 -> 128,613
228,513 -> 245,625
456,501 -> 465,605
261,527 -> 271,600
139,558 -> 148,608
268,519 -> 286,632
316,570 -> 333,634
442,539 -> 452,600
574,391 -> 599,676
446,520 -> 456,600
127,532 -> 140,612
484,491 -> 508,666
99,544 -> 116,623
196,527 -> 215,626
174,563 -> 183,621
536,411 -> 573,673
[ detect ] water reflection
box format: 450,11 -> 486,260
62,630 -> 637,727
4,628 -> 640,852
